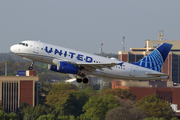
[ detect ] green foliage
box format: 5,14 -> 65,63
23,104 -> 53,120
38,84 -> 52,105
143,117 -> 178,120
105,107 -> 147,120
170,117 -> 179,120
135,94 -> 175,120
76,114 -> 91,120
78,83 -> 92,91
100,88 -> 136,100
46,83 -> 79,113
129,107 -> 147,120
81,86 -> 97,97
0,110 -> 8,120
18,102 -> 30,120
83,94 -> 120,120
37,114 -> 56,120
8,112 -> 18,120
64,92 -> 89,117
48,83 -> 78,95
143,118 -> 165,120
0,101 -> 5,111
143,118 -> 179,120
116,98 -> 136,109
57,115 -> 75,120
105,107 -> 131,120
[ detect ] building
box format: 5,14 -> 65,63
112,83 -> 180,116
0,75 -> 38,113
119,40 -> 180,83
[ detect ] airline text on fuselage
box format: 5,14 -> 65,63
45,46 -> 93,63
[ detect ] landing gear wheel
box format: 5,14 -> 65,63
28,66 -> 33,70
76,78 -> 82,83
83,77 -> 88,84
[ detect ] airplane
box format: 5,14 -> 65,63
10,40 -> 172,83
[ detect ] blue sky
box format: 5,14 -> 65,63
1,0 -> 180,54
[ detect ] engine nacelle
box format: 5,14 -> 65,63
48,61 -> 79,74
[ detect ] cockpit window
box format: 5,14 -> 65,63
19,43 -> 28,47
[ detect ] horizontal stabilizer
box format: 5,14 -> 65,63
145,72 -> 169,77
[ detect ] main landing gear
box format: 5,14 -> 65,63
28,61 -> 34,70
76,77 -> 89,84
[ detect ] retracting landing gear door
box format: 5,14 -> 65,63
33,42 -> 40,54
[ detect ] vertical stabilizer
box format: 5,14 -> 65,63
133,43 -> 173,71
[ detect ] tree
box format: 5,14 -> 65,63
57,115 -> 75,120
105,107 -> 130,120
129,107 -> 147,120
45,83 -> 79,116
115,97 -> 136,109
0,101 -> 5,111
37,114 -> 56,120
135,94 -> 175,120
78,83 -> 92,91
48,83 -> 78,95
64,91 -> 89,117
46,90 -> 77,116
105,107 -> 147,120
83,95 -> 120,120
76,114 -> 91,120
23,104 -> 53,120
0,110 -> 8,120
18,102 -> 29,120
100,88 -> 136,100
143,117 -> 178,120
81,86 -> 97,97
8,112 -> 19,120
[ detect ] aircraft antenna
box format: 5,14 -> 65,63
122,36 -> 125,51
101,43 -> 103,56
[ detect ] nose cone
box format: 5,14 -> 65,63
10,45 -> 16,53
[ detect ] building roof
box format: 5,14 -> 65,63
130,40 -> 180,52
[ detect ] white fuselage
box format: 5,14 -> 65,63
10,40 -> 168,80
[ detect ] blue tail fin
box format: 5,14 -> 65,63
133,43 -> 173,71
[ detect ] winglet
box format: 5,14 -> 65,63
133,43 -> 173,72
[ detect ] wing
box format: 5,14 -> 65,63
76,62 -> 119,72
52,58 -> 120,72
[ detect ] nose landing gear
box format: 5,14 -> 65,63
28,61 -> 34,70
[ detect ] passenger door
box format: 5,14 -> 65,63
33,42 -> 40,54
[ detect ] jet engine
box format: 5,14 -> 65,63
48,61 -> 79,74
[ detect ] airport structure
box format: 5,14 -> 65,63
0,71 -> 38,113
